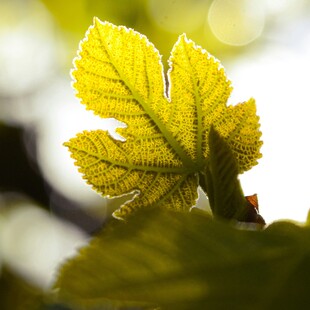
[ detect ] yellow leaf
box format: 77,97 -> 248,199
65,18 -> 262,219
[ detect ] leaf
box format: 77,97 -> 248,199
0,268 -> 44,310
54,211 -> 310,309
65,18 -> 262,219
0,267 -> 72,309
200,126 -> 247,220
200,127 -> 265,224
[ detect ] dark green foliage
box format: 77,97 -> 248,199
0,268 -> 44,310
54,210 -> 310,309
200,127 -> 263,224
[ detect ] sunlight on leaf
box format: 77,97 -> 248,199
65,18 -> 262,219
201,126 -> 247,220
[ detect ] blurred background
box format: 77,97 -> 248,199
1,0 -> 310,302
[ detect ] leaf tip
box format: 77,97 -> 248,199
93,16 -> 101,25
63,141 -> 70,148
179,33 -> 188,42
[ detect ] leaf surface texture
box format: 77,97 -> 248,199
55,211 -> 310,309
66,18 -> 262,218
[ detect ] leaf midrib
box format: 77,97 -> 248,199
98,26 -> 197,172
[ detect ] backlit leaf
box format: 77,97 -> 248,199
200,126 -> 248,220
65,18 -> 262,219
200,127 -> 265,224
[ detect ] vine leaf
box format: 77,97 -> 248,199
65,18 -> 262,219
54,211 -> 310,309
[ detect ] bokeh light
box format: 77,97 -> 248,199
0,0 -> 56,96
208,0 -> 265,46
147,0 -> 208,33
0,201 -> 87,289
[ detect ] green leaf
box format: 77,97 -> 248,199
200,126 -> 247,220
54,211 -> 310,309
0,268 -> 44,310
65,18 -> 262,219
306,209 -> 310,226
